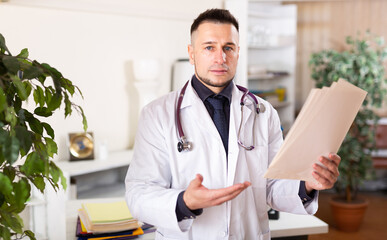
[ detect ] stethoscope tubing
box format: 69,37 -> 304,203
176,80 -> 261,152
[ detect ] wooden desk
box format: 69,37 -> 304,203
65,198 -> 328,240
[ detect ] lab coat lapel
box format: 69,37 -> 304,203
179,80 -> 225,143
227,83 -> 253,186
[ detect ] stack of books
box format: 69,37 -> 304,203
76,200 -> 152,240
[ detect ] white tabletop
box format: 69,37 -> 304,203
269,211 -> 328,238
65,198 -> 327,240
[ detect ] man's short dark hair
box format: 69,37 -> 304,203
190,8 -> 239,35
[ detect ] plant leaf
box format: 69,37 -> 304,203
3,135 -> 20,165
17,48 -> 29,58
5,107 -> 17,127
49,161 -> 60,183
26,116 -> 43,135
33,86 -> 45,107
3,166 -> 16,182
0,87 -> 7,113
12,178 -> 30,212
3,56 -> 20,75
0,127 -> 7,144
23,81 -> 32,99
62,78 -> 75,95
15,126 -> 33,156
10,75 -> 28,100
47,93 -> 62,111
23,65 -> 43,80
80,107 -> 88,132
0,211 -> 23,234
23,230 -> 36,240
45,137 -> 57,158
0,172 -> 13,197
31,176 -> 45,193
20,152 -> 45,177
0,33 -> 10,54
41,122 -> 55,139
34,107 -> 53,117
64,93 -> 72,117
60,170 -> 67,190
0,225 -> 11,240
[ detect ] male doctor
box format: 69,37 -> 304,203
125,8 -> 340,240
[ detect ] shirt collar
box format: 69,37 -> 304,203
191,75 -> 233,103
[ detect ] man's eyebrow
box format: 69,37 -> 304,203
201,41 -> 236,46
225,42 -> 237,46
202,41 -> 216,45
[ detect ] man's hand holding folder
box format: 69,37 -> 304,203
264,79 -> 367,191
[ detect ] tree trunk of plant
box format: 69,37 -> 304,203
345,185 -> 352,202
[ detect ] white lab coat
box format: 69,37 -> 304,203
125,80 -> 318,240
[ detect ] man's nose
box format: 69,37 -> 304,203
214,49 -> 226,64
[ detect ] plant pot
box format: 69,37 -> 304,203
329,197 -> 369,232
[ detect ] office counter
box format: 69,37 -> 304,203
65,198 -> 328,240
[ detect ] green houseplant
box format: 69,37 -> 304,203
309,32 -> 387,231
0,33 -> 87,239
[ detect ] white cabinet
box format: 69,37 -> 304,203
247,3 -> 297,134
227,1 -> 297,134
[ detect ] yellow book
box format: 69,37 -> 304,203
78,208 -> 141,233
82,201 -> 133,224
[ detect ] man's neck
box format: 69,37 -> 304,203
195,75 -> 229,94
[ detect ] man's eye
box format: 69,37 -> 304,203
224,46 -> 233,51
205,46 -> 213,50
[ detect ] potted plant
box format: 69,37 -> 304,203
0,33 -> 87,239
309,32 -> 387,232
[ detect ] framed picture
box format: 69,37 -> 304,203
68,132 -> 95,161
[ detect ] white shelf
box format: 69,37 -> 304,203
248,42 -> 295,50
56,150 -> 133,177
248,73 -> 289,81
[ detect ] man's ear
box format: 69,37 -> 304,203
188,44 -> 195,65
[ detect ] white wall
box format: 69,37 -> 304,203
0,0 -> 223,160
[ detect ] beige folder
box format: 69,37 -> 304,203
264,79 -> 367,183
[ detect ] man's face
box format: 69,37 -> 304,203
188,22 -> 240,94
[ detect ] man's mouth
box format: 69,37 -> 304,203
209,65 -> 228,75
210,69 -> 227,73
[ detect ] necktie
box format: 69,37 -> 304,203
206,96 -> 229,154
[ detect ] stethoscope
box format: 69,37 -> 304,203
176,80 -> 265,152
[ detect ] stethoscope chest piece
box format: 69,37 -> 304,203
177,137 -> 192,152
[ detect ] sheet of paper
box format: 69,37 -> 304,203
264,79 -> 367,182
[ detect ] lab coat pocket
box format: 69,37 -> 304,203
245,145 -> 268,188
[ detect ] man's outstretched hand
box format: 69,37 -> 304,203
183,174 -> 251,210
